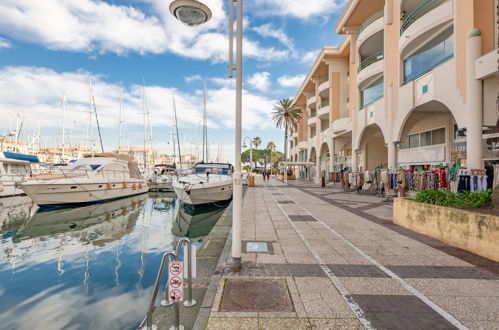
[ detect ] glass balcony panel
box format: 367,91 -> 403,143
409,134 -> 420,148
432,128 -> 445,144
403,27 -> 454,83
360,77 -> 384,108
420,131 -> 431,147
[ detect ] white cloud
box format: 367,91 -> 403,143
278,74 -> 306,88
0,37 -> 10,48
0,0 -> 288,62
252,23 -> 292,48
0,66 -> 276,149
300,49 -> 320,65
185,74 -> 202,83
247,72 -> 271,92
253,0 -> 345,20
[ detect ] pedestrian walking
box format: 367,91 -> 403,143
321,169 -> 326,188
262,171 -> 266,181
266,171 -> 270,181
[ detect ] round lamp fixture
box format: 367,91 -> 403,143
169,0 -> 212,26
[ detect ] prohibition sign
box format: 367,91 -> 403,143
169,276 -> 182,289
169,262 -> 182,275
170,288 -> 183,302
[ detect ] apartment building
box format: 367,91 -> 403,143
289,0 -> 498,181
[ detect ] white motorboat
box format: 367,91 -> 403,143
147,165 -> 176,192
0,152 -> 40,197
21,153 -> 148,208
173,163 -> 233,206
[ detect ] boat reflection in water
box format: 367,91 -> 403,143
150,192 -> 176,212
0,192 -> 181,330
0,195 -> 34,237
172,200 -> 230,239
13,193 -> 148,245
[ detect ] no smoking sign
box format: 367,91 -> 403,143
168,261 -> 184,302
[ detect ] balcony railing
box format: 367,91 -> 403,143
358,51 -> 384,72
320,99 -> 330,108
400,0 -> 450,35
359,9 -> 384,33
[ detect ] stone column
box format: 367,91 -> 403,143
466,29 -> 483,169
387,83 -> 396,168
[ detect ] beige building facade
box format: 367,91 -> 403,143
289,0 -> 499,181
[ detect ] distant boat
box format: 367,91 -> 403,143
0,152 -> 39,197
147,164 -> 176,192
173,162 -> 233,205
20,153 -> 148,208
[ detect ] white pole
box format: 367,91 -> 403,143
231,0 -> 243,268
249,141 -> 253,172
119,83 -> 123,150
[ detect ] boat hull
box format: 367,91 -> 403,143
148,181 -> 173,192
173,180 -> 233,206
0,179 -> 26,197
21,181 -> 149,208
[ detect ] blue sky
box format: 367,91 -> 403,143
0,0 -> 345,162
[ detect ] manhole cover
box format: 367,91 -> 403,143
219,279 -> 294,312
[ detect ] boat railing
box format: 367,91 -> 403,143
26,169 -> 133,182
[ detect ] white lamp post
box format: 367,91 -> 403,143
243,137 -> 253,171
170,0 -> 244,269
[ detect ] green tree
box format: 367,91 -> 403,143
252,136 -> 262,149
271,98 -> 302,162
266,141 -> 276,152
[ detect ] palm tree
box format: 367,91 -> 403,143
271,98 -> 302,162
252,136 -> 262,150
266,141 -> 276,152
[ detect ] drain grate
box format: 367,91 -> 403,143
278,200 -> 294,204
219,279 -> 294,312
289,215 -> 316,222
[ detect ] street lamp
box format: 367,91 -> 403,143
243,137 -> 253,172
169,0 -> 212,26
170,0 -> 244,270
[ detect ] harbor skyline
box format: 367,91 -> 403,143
0,0 -> 346,161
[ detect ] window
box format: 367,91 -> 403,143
432,128 -> 445,144
420,131 -> 432,147
403,27 -> 454,83
409,134 -> 420,148
360,77 -> 384,108
400,127 -> 446,149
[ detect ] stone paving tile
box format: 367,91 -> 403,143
258,317 -> 311,329
388,265 -> 499,279
206,317 -> 258,329
427,296 -> 499,322
405,278 -> 499,297
308,318 -> 362,330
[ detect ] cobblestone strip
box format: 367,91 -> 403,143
265,183 -> 376,330
268,183 -> 469,330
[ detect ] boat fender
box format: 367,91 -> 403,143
123,182 -> 128,188
0,182 -> 3,192
139,182 -> 143,189
132,183 -> 137,190
106,182 -> 112,190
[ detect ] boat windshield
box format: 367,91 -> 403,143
193,166 -> 230,175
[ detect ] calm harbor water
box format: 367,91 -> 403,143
0,193 -> 228,330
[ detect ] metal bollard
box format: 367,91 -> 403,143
183,242 -> 196,307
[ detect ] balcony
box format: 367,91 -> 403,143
308,116 -> 316,127
292,131 -> 298,138
298,141 -> 307,149
358,9 -> 384,49
318,80 -> 331,98
318,104 -> 329,119
358,51 -> 384,89
399,0 -> 452,59
307,95 -> 317,109
332,117 -> 352,135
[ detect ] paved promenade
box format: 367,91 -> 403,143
204,177 -> 499,330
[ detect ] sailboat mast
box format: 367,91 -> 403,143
142,84 -> 146,170
88,79 -> 93,150
118,83 -> 124,150
202,80 -> 207,162
61,91 -> 66,162
172,94 -> 182,169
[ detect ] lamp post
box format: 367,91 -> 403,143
242,137 -> 253,172
170,0 -> 243,269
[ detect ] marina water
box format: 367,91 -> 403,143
0,193 -> 227,329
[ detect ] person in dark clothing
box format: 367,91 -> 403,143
262,171 -> 266,181
266,171 -> 270,181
